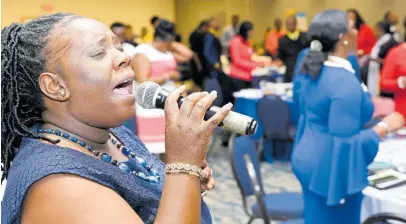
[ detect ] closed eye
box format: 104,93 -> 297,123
92,50 -> 106,59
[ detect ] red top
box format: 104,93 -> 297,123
380,44 -> 406,119
357,24 -> 376,55
229,36 -> 264,81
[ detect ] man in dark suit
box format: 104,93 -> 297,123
277,16 -> 308,82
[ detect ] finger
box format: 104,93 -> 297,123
203,167 -> 212,179
202,178 -> 216,190
203,102 -> 233,133
165,85 -> 186,118
190,91 -> 218,120
179,92 -> 207,118
201,159 -> 208,169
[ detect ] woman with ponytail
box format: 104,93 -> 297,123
292,10 -> 404,224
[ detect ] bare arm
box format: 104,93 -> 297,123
130,53 -> 168,85
22,174 -> 202,224
171,42 -> 193,63
22,174 -> 143,224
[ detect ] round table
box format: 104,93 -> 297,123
362,138 -> 406,221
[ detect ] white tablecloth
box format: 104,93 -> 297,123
361,139 -> 406,221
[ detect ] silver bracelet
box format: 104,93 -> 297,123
165,163 -> 205,181
377,121 -> 391,134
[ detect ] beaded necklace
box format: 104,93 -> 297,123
36,128 -> 160,183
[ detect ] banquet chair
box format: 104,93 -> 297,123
229,134 -> 304,224
257,96 -> 293,162
363,212 -> 406,224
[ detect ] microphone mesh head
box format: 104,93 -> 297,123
135,81 -> 160,109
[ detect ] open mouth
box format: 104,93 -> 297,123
113,79 -> 133,95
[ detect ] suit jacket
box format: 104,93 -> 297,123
278,32 -> 308,82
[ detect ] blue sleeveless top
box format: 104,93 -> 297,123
1,126 -> 212,224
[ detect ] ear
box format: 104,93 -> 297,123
38,73 -> 70,102
338,33 -> 348,44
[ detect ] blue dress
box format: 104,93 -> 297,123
291,60 -> 380,224
1,126 -> 212,224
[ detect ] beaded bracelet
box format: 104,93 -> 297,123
165,163 -> 205,181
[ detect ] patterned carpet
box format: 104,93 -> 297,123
205,135 -> 302,224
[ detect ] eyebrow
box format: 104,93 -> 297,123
85,36 -> 107,50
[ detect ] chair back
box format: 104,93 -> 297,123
257,96 -> 290,140
363,213 -> 406,224
229,134 -> 264,197
203,76 -> 224,107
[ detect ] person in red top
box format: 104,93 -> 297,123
347,9 -> 377,56
380,43 -> 406,120
229,21 -> 267,90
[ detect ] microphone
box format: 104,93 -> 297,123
135,81 -> 258,136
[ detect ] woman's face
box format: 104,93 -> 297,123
248,29 -> 253,39
162,40 -> 173,52
374,25 -> 384,38
341,21 -> 358,52
347,11 -> 356,24
44,18 -> 135,128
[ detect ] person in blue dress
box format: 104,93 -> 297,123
1,13 -> 233,224
291,10 -> 405,224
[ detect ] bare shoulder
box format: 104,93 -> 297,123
131,53 -> 150,67
133,53 -> 149,61
22,174 -> 143,224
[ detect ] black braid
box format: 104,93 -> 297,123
1,13 -> 81,181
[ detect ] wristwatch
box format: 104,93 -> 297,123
377,121 -> 391,134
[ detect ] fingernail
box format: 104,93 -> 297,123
224,102 -> 233,110
210,90 -> 217,96
203,91 -> 209,95
208,184 -> 213,189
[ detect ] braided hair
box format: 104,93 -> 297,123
1,13 -> 81,181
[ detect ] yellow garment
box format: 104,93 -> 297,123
209,28 -> 219,37
141,32 -> 153,43
286,30 -> 300,41
286,9 -> 297,17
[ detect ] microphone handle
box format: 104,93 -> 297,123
154,89 -> 257,135
155,91 -> 220,123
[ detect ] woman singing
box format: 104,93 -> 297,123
292,10 -> 404,224
1,13 -> 231,224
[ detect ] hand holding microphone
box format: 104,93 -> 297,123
162,85 -> 232,166
135,81 -> 258,136
135,81 -> 258,166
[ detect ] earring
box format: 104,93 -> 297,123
343,40 -> 348,45
60,90 -> 66,97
